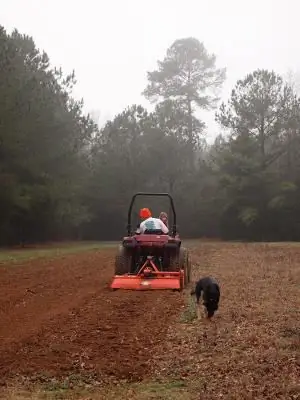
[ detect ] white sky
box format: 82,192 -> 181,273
1,0 -> 300,142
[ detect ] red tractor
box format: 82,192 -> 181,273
110,192 -> 191,291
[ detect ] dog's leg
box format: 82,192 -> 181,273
196,294 -> 206,320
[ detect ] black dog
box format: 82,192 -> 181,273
191,277 -> 220,318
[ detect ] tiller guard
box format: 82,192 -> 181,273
110,256 -> 184,291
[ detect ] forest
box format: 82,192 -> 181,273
1,25 -> 300,245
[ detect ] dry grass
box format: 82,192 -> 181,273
0,380 -> 191,400
1,241 -> 299,399
152,242 -> 300,399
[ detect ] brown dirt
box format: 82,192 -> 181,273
0,248 -> 184,384
1,242 -> 300,400
153,242 -> 300,399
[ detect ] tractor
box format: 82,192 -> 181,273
110,192 -> 191,291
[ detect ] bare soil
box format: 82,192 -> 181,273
0,242 -> 299,400
0,248 -> 184,384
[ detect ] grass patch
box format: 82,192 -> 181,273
180,294 -> 197,323
264,241 -> 300,247
0,241 -> 118,264
1,380 -> 191,400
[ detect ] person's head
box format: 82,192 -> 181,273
140,207 -> 152,220
159,211 -> 168,226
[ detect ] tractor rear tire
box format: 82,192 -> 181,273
168,249 -> 182,272
176,247 -> 191,287
167,247 -> 190,290
115,246 -> 132,275
180,248 -> 190,286
169,247 -> 187,275
187,257 -> 192,283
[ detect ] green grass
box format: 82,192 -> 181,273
0,241 -> 118,264
0,237 -> 212,265
180,293 -> 198,323
1,379 -> 195,400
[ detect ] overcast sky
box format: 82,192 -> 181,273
1,0 -> 299,142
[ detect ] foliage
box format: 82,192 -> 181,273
0,26 -> 97,245
215,69 -> 300,240
143,37 -> 226,145
2,24 -> 300,244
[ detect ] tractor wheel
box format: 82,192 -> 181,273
180,248 -> 190,286
185,253 -> 191,284
115,246 -> 132,275
168,249 -> 182,272
169,247 -> 188,286
177,247 -> 192,287
164,243 -> 186,270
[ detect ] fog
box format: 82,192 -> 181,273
2,0 -> 300,141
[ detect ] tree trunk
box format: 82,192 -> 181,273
259,114 -> 266,169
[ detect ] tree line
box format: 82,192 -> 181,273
1,26 -> 300,245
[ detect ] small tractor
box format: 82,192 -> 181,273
110,192 -> 191,291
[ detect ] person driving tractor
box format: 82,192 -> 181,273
137,207 -> 169,234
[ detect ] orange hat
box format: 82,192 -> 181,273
140,207 -> 151,219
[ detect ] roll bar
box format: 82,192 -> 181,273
127,192 -> 177,237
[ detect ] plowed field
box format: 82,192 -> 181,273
0,248 -> 184,383
0,242 -> 299,400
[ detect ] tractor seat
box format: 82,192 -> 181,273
144,229 -> 166,235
